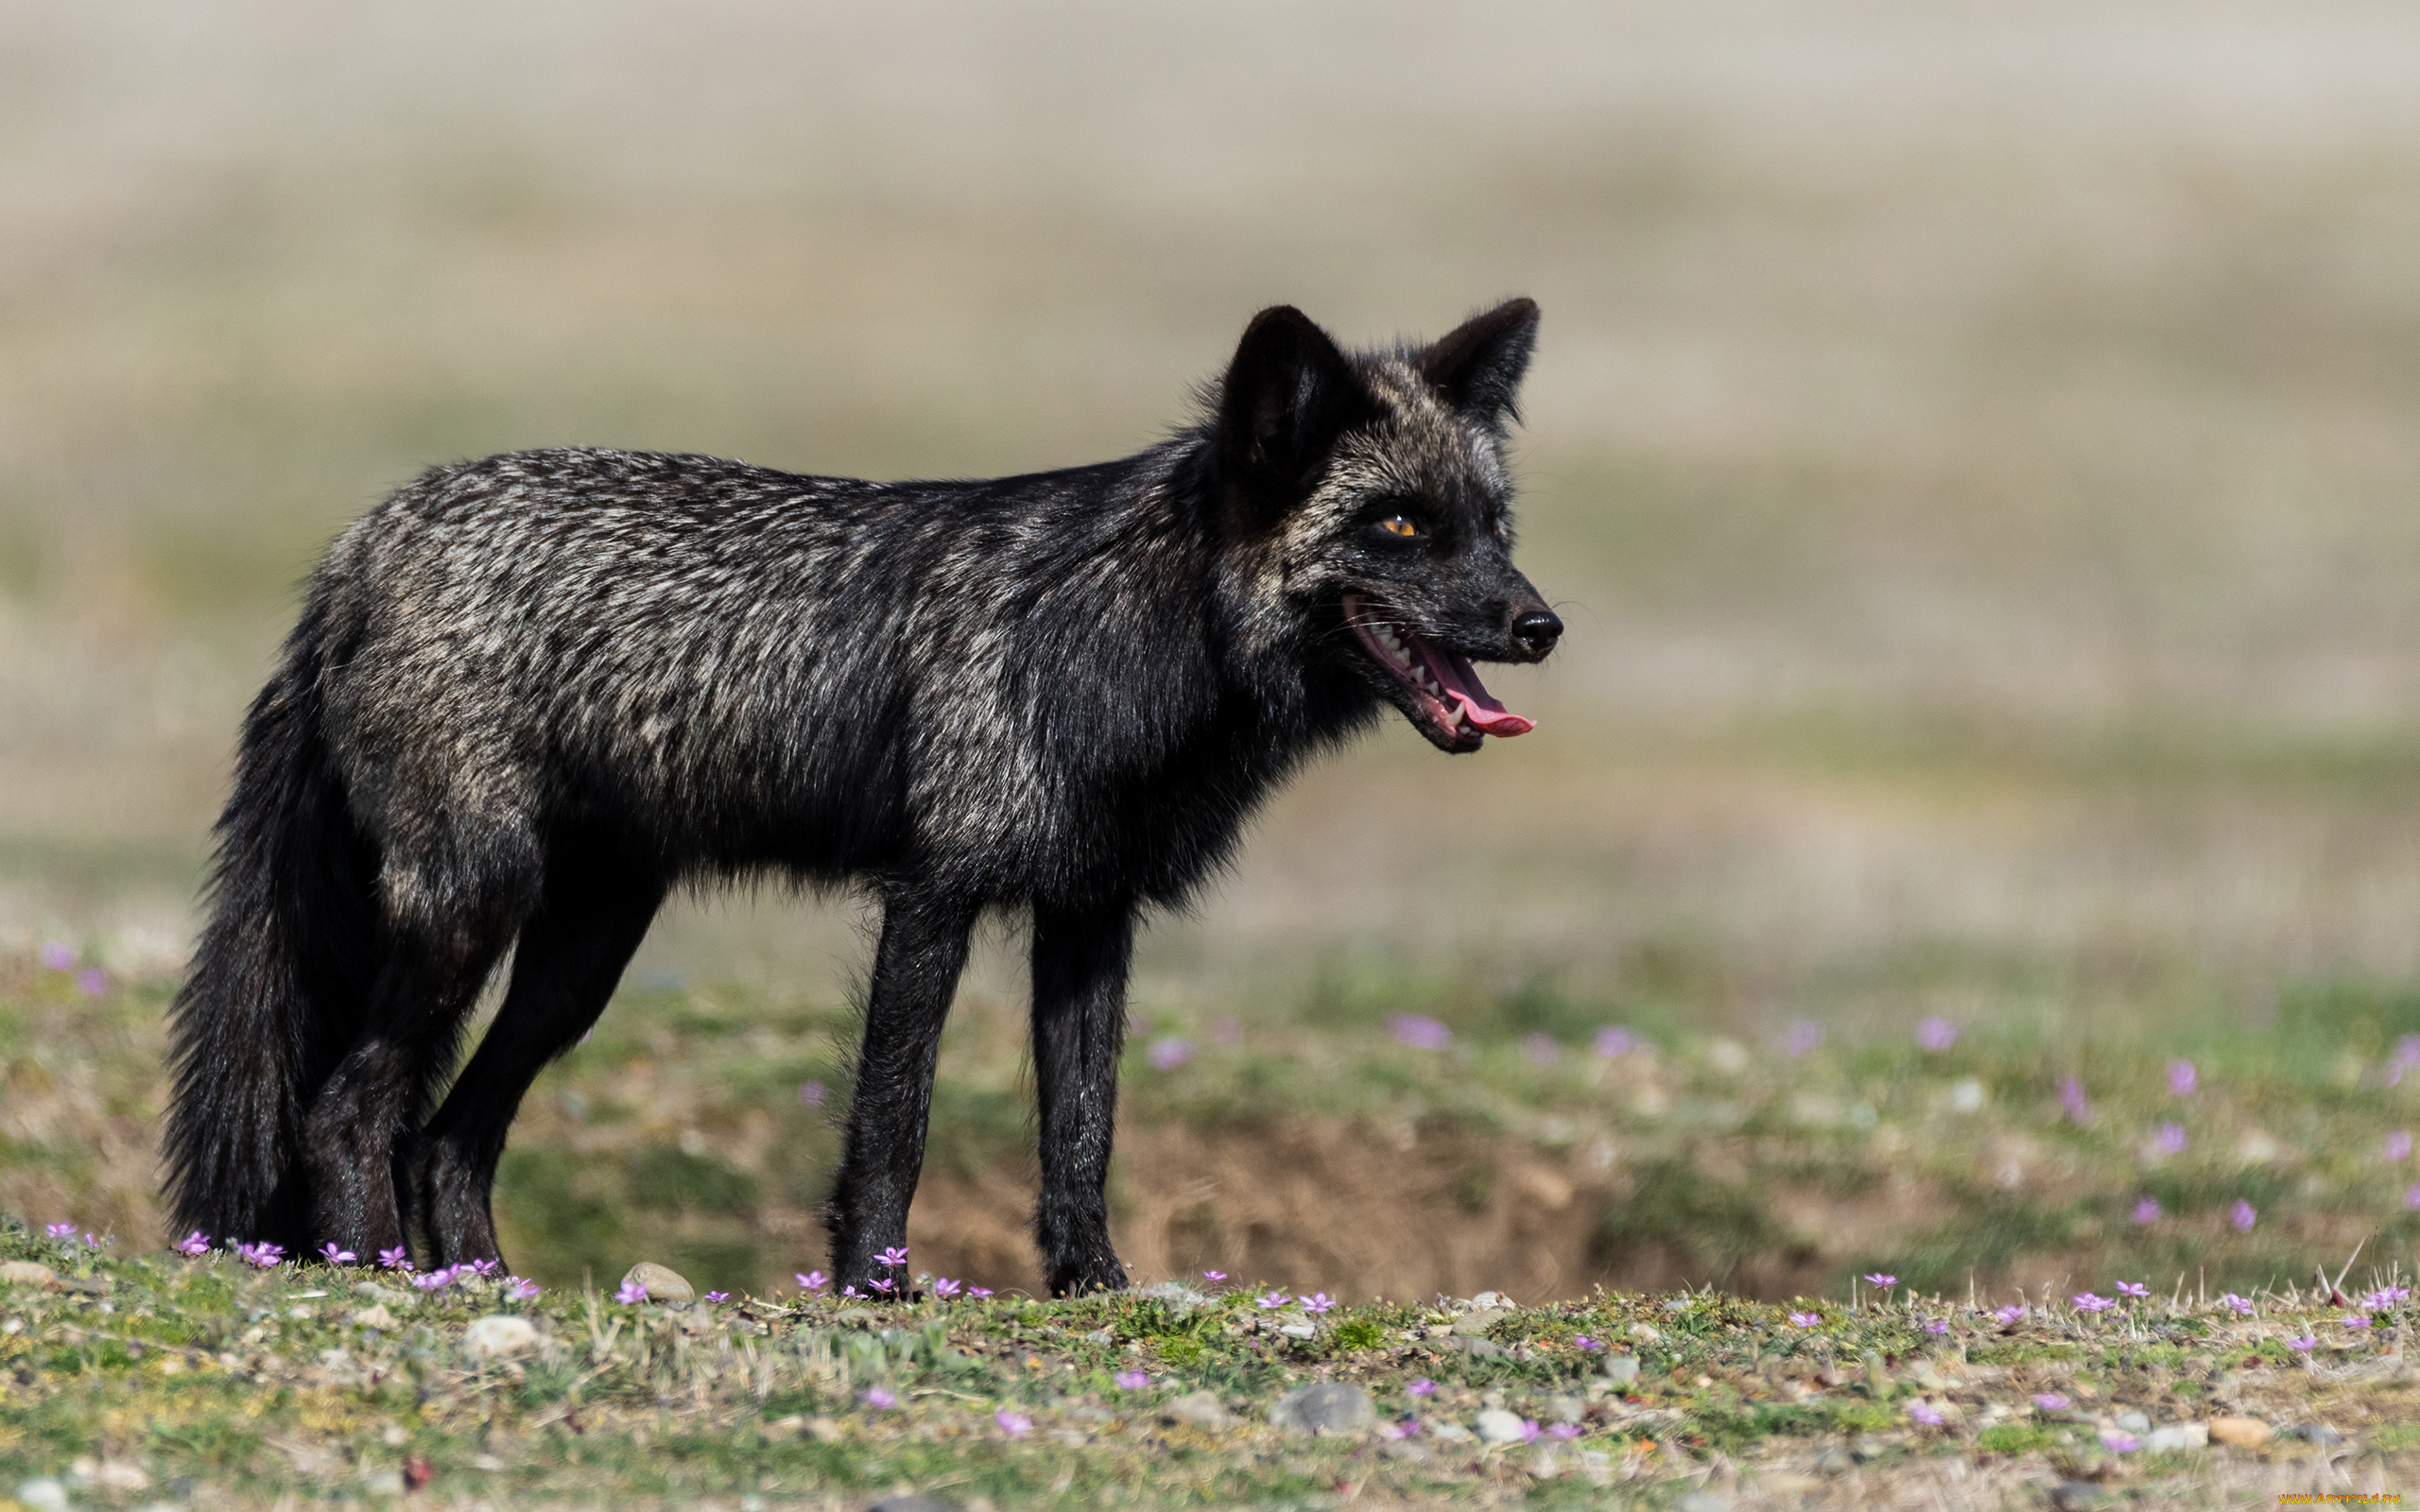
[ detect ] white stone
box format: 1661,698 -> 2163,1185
1475,1409 -> 1530,1444
2145,1423 -> 2208,1452
464,1314 -> 541,1358
17,1480 -> 70,1512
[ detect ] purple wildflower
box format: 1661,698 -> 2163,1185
1114,1369 -> 1150,1390
75,967 -> 109,997
1784,1020 -> 1824,1057
1147,1037 -> 1193,1072
1407,1378 -> 1436,1398
1923,1319 -> 1949,1336
320,1242 -> 356,1264
40,941 -> 76,971
2388,1131 -> 2414,1161
1916,1016 -> 1957,1052
2033,1393 -> 2068,1411
863,1386 -> 895,1409
379,1246 -> 411,1269
969,1286 -> 994,1298
1519,1418 -> 1542,1443
2221,1294 -> 2254,1315
2345,1314 -> 2372,1330
1789,1311 -> 1821,1328
506,1278 -> 541,1301
2232,1198 -> 2257,1233
2071,1292 -> 2115,1314
2060,1075 -> 2091,1125
1573,1335 -> 1604,1350
1255,1290 -> 1290,1310
2152,1122 -> 2188,1156
2407,1184 -> 2420,1211
238,1241 -> 287,1269
44,1222 -> 76,1240
1147,1030 -> 1195,1069
1380,1419 -> 1421,1440
1201,1270 -> 1226,1282
1389,1014 -> 1452,1052
1302,1291 -> 1336,1314
2362,1286 -> 2411,1312
1908,1400 -> 1944,1426
2168,1059 -> 2197,1096
2100,1430 -> 2139,1453
704,1291 -> 730,1303
1862,1273 -> 1896,1289
2288,1334 -> 2315,1351
415,1270 -> 454,1293
174,1230 -> 211,1257
469,1258 -> 500,1277
614,1279 -> 647,1303
797,1270 -> 829,1294
995,1409 -> 1031,1436
877,1245 -> 910,1268
2133,1196 -> 2162,1224
1594,1025 -> 1632,1057
840,1284 -> 860,1298
2115,1280 -> 2149,1298
870,1277 -> 896,1295
932,1277 -> 962,1297
799,1080 -> 825,1107
1991,1304 -> 2027,1326
1548,1422 -> 1582,1439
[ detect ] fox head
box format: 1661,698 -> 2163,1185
1214,299 -> 1562,752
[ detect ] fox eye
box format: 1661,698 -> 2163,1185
1378,514 -> 1420,539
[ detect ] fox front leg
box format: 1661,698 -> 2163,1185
824,887 -> 978,1296
1029,901 -> 1135,1297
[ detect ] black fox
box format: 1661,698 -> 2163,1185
163,299 -> 1564,1295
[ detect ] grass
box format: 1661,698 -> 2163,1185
13,947 -> 2420,1310
6,1219 -> 2417,1511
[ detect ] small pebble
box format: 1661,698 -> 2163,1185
1474,1408 -> 1529,1444
1267,1382 -> 1373,1435
1161,1390 -> 1234,1429
463,1314 -> 540,1358
619,1262 -> 695,1304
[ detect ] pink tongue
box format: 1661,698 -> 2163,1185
1428,646 -> 1535,737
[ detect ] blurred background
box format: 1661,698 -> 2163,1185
6,0 -> 2420,1302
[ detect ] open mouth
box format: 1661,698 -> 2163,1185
1341,593 -> 1535,747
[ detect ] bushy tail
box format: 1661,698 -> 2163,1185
164,610 -> 380,1251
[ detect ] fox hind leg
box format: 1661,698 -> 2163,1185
1030,902 -> 1134,1297
415,857 -> 664,1270
301,876 -> 521,1261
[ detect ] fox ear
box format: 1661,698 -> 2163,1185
1418,297 -> 1540,425
1218,305 -> 1381,512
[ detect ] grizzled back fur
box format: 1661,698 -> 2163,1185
163,299 -> 1562,1291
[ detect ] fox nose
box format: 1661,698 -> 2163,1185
1511,607 -> 1563,658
